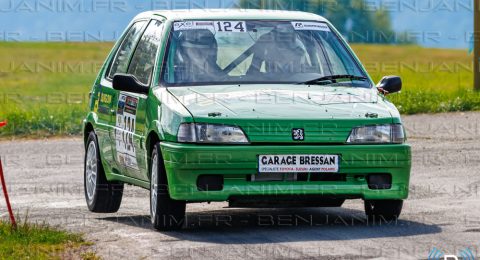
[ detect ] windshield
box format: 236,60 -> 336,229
162,20 -> 369,87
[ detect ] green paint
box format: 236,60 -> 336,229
83,10 -> 411,203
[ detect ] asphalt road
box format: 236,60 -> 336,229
1,112 -> 479,259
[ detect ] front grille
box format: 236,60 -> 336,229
248,173 -> 347,182
232,120 -> 353,143
228,195 -> 354,208
310,173 -> 347,182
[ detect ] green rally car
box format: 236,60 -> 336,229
83,9 -> 411,231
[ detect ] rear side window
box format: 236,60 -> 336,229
127,20 -> 163,85
108,21 -> 148,79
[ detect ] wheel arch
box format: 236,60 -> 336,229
146,129 -> 161,180
83,112 -> 98,147
84,122 -> 95,147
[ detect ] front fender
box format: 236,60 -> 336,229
149,87 -> 195,143
83,112 -> 99,144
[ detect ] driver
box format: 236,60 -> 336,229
248,24 -> 308,75
174,29 -> 226,82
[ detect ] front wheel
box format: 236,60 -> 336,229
364,199 -> 403,221
84,131 -> 123,213
150,143 -> 186,231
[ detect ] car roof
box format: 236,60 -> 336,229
134,9 -> 327,22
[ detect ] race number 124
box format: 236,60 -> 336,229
215,21 -> 246,32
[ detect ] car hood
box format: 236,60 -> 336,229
162,84 -> 398,144
166,84 -> 392,120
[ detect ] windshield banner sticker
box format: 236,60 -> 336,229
214,21 -> 246,32
174,21 -> 246,33
292,22 -> 331,32
174,21 -> 214,31
115,94 -> 139,170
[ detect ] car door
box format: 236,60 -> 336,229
98,20 -> 148,173
114,19 -> 164,180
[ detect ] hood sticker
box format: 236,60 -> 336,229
115,94 -> 139,170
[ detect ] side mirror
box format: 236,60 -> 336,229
377,76 -> 402,95
112,74 -> 149,95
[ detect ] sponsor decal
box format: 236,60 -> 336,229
258,154 -> 339,173
97,93 -> 112,114
93,100 -> 99,112
97,105 -> 109,114
115,94 -> 139,170
292,21 -> 331,32
292,128 -> 305,141
214,21 -> 246,33
173,21 -> 194,31
100,93 -> 112,104
174,21 -> 214,31
293,22 -> 304,29
173,21 -> 246,33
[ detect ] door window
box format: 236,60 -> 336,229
128,20 -> 164,85
108,21 -> 148,79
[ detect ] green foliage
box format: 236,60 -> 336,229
353,44 -> 478,114
0,42 -> 477,138
389,89 -> 480,115
1,106 -> 86,136
238,0 -> 406,44
0,42 -> 112,138
0,219 -> 90,260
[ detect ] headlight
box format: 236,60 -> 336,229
177,123 -> 249,144
347,124 -> 405,144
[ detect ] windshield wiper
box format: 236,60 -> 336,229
299,74 -> 368,85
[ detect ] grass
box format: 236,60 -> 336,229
0,42 -> 478,137
0,42 -> 112,137
0,219 -> 98,259
353,44 -> 478,114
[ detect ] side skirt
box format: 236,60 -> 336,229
105,172 -> 150,189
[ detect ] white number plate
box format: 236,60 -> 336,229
258,155 -> 339,173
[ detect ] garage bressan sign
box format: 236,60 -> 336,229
258,154 -> 339,173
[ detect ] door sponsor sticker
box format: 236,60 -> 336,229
258,154 -> 339,173
115,94 -> 139,170
96,93 -> 112,115
292,22 -> 331,32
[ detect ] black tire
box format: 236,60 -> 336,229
84,131 -> 124,213
150,143 -> 186,231
327,198 -> 345,208
364,199 -> 403,221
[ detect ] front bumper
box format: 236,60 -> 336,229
160,142 -> 411,201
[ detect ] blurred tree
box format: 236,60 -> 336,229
238,0 -> 410,44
